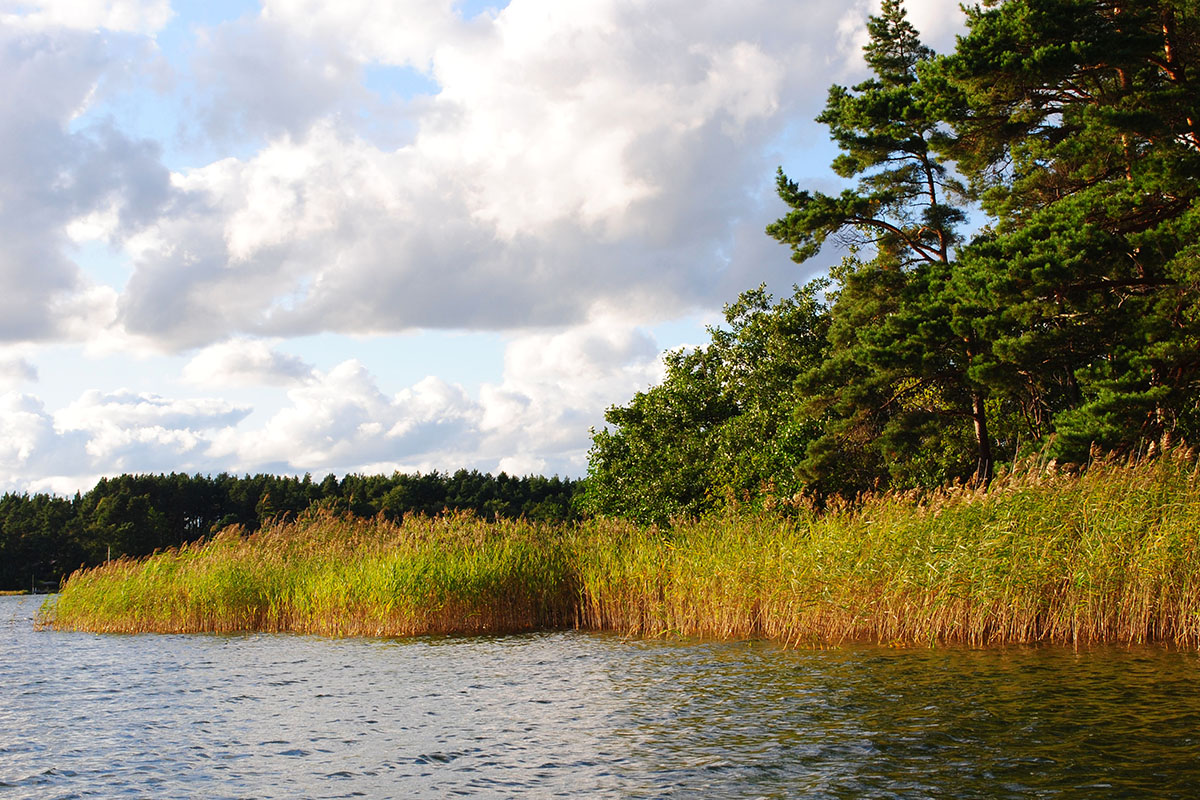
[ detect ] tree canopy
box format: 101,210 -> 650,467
587,0 -> 1200,520
583,283 -> 830,524
940,0 -> 1200,461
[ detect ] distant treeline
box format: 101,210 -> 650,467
0,470 -> 582,591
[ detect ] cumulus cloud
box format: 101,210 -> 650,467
0,387 -> 248,492
206,361 -> 481,472
4,0 -> 968,351
43,390 -> 249,477
197,318 -> 664,477
0,392 -> 91,490
183,338 -> 315,387
475,319 -> 664,472
903,0 -> 968,53
114,0 -> 873,349
1,313 -> 667,491
0,23 -> 172,344
56,389 -> 250,432
192,16 -> 368,143
0,0 -> 975,492
0,393 -> 56,465
261,0 -> 476,69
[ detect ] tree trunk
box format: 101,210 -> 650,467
972,390 -> 993,487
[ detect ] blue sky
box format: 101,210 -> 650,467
0,0 -> 966,493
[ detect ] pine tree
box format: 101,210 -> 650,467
768,0 -> 996,488
939,0 -> 1200,459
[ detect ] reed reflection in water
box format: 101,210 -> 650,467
2,595 -> 1199,798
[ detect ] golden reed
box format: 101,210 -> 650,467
45,448 -> 1200,647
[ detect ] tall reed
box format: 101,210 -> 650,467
571,448 -> 1200,646
48,512 -> 577,636
45,448 -> 1200,646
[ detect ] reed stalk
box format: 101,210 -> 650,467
44,448 -> 1200,646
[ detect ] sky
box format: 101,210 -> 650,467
0,0 -> 968,495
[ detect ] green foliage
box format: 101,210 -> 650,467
777,0 -> 1200,493
767,0 -> 966,268
587,0 -> 1200,515
0,470 -> 582,591
0,493 -> 85,592
19,1 -> 1200,580
48,513 -> 579,636
767,0 -> 997,492
939,0 -> 1200,461
583,283 -> 830,524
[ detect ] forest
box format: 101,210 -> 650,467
0,471 -> 581,591
585,0 -> 1200,523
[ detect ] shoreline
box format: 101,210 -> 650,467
42,452 -> 1200,648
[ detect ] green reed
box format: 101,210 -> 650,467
48,512 -> 578,636
45,448 -> 1200,646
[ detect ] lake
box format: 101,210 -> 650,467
3,594 -> 1199,798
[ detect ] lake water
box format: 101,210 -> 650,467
3,594 -> 1200,798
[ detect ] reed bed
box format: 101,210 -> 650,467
45,448 -> 1200,646
47,513 -> 578,636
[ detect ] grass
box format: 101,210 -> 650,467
47,513 -> 578,637
43,448 -> 1200,647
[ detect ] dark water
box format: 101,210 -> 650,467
3,595 -> 1200,799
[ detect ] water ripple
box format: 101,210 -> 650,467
3,596 -> 1200,797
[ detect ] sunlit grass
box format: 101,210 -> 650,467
47,513 -> 578,636
577,448 -> 1200,646
45,448 -> 1200,646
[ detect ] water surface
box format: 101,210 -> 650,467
2,595 -> 1199,798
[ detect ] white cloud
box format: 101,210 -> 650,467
903,0 -> 969,53
0,24 -> 172,345
44,389 -> 250,476
0,392 -> 91,490
183,338 -> 315,387
0,387 -> 247,491
481,320 -> 661,431
207,361 -> 480,471
496,453 -> 545,477
0,0 -> 975,492
56,389 -> 249,433
0,0 -> 173,35
191,16 -> 367,143
0,314 -> 665,491
0,357 -> 38,388
475,318 -> 665,474
199,318 -> 664,478
114,0 -> 849,349
0,392 -> 53,464
262,0 -> 475,69
27,473 -> 105,496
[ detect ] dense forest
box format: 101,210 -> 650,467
0,471 -> 581,591
585,0 -> 1200,523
